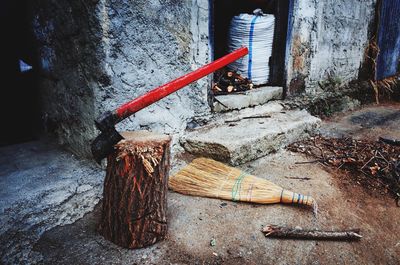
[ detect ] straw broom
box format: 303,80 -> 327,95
169,158 -> 317,212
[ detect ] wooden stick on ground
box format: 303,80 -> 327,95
262,225 -> 362,241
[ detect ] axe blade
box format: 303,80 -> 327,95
91,127 -> 123,163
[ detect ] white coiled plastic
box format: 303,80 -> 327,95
227,9 -> 275,85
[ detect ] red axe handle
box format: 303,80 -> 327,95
95,47 -> 248,132
116,47 -> 248,120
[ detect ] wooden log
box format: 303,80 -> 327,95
262,225 -> 362,241
98,131 -> 171,249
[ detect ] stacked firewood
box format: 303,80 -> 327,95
288,136 -> 400,204
212,70 -> 253,95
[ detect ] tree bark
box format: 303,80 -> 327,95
99,131 -> 171,249
262,225 -> 362,241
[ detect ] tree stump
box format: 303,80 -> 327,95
98,131 -> 171,248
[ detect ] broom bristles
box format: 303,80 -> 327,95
169,158 -> 316,209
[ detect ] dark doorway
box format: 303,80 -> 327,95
0,1 -> 41,146
211,0 -> 291,86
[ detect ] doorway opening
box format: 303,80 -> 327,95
210,0 -> 292,88
0,0 -> 42,146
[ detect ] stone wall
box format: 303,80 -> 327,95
287,0 -> 376,95
31,0 -> 210,158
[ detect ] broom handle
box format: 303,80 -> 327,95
280,190 -> 314,207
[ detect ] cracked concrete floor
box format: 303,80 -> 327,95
1,103 -> 400,264
0,139 -> 103,264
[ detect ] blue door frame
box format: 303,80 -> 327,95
284,0 -> 294,86
376,0 -> 400,80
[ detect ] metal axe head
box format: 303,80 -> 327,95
91,111 -> 123,163
91,127 -> 123,163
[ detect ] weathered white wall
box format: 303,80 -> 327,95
287,0 -> 376,94
96,0 -> 210,135
32,0 -> 210,157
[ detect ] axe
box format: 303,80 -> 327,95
91,47 -> 248,163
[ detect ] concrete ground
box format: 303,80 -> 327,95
0,140 -> 103,264
320,102 -> 400,141
1,103 -> 400,264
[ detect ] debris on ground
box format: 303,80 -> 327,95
212,69 -> 253,95
262,225 -> 362,241
288,135 -> 400,204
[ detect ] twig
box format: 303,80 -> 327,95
361,153 -> 376,170
225,115 -> 271,123
262,225 -> 362,241
284,176 -> 311,180
313,137 -> 326,161
242,115 -> 271,120
376,151 -> 390,170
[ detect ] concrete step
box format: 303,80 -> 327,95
181,109 -> 320,165
213,86 -> 283,112
216,101 -> 284,123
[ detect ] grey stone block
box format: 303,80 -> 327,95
181,109 -> 320,165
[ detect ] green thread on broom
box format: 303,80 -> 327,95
231,171 -> 247,201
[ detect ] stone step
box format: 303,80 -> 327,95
215,101 -> 284,123
213,86 -> 283,112
181,109 -> 320,165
